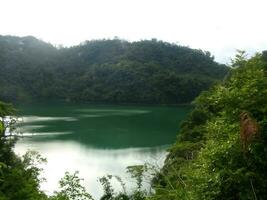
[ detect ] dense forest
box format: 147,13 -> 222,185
1,51 -> 267,199
152,51 -> 267,199
0,35 -> 228,104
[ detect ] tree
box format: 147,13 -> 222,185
51,171 -> 93,200
0,101 -> 48,200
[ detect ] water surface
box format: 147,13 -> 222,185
14,102 -> 191,198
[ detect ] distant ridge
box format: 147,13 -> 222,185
0,35 -> 229,104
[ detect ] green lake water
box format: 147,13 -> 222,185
14,102 -> 191,198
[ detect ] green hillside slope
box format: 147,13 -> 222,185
0,36 -> 228,104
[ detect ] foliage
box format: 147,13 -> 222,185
0,35 -> 228,104
0,102 -> 48,200
98,165 -> 150,200
2,46 -> 267,199
99,175 -> 115,200
151,52 -> 267,199
50,171 -> 93,200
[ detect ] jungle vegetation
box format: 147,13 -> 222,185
0,35 -> 227,104
151,51 -> 267,200
1,39 -> 267,199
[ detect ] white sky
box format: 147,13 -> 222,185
0,0 -> 267,63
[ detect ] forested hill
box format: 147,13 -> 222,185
152,52 -> 267,199
0,35 -> 228,104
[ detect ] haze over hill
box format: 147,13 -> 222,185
1,0 -> 267,63
0,35 -> 228,104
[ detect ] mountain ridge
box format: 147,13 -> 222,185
0,35 -> 229,104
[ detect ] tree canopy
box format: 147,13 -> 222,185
0,35 -> 228,104
151,52 -> 267,199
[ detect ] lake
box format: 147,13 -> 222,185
14,102 -> 191,199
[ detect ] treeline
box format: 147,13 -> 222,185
0,35 -> 228,104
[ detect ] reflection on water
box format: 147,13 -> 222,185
15,140 -> 167,199
77,109 -> 151,117
14,103 -> 191,199
20,132 -> 73,137
21,116 -> 78,123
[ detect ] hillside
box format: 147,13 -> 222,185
0,35 -> 228,104
151,52 -> 267,199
